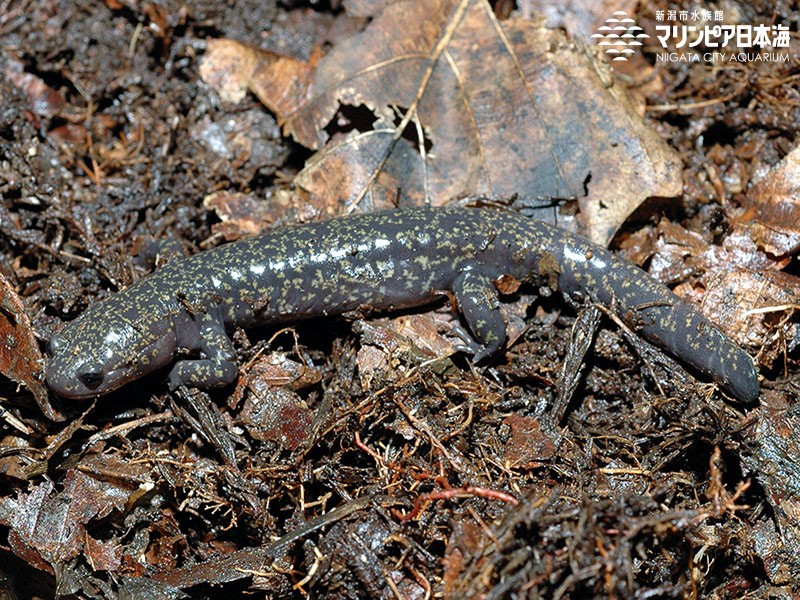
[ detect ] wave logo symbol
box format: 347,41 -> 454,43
591,11 -> 649,61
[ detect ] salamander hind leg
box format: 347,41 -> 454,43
168,312 -> 239,390
453,268 -> 507,362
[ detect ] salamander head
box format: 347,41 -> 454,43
46,304 -> 176,399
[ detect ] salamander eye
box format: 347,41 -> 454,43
78,371 -> 104,390
47,336 -> 63,356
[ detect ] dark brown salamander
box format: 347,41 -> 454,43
45,207 -> 759,402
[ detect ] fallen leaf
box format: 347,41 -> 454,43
647,219 -> 707,285
199,39 -> 261,103
529,0 -> 662,102
354,311 -> 461,388
189,109 -> 288,183
698,267 -> 800,368
238,387 -> 313,450
200,38 -> 319,110
0,465 -> 141,572
343,0 -> 396,17
229,352 -> 322,410
737,145 -> 800,258
531,0 -> 632,41
209,0 -> 681,243
742,391 -> 800,585
0,273 -> 53,418
503,414 -> 559,467
4,58 -> 65,117
443,521 -> 484,599
0,434 -> 35,480
203,191 -> 275,240
84,534 -> 123,572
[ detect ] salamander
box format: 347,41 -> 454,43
45,207 -> 759,402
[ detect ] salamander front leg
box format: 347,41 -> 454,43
453,268 -> 507,362
168,313 -> 238,390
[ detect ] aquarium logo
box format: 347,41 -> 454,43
591,11 -> 649,61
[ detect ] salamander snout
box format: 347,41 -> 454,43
45,342 -> 111,399
45,305 -> 180,399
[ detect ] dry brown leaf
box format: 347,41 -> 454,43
200,38 -> 320,113
241,0 -> 681,242
443,522 -> 484,599
527,0 -> 663,105
199,39 -> 262,103
530,0 -> 632,40
737,145 -> 800,258
743,391 -> 800,585
668,143 -> 800,367
0,273 -> 53,418
354,312 -> 461,388
228,352 -> 323,410
343,0 -> 397,17
238,387 -> 313,450
4,57 -> 65,117
203,191 -> 275,240
649,220 -> 705,278
699,267 -> 799,368
503,414 -> 559,467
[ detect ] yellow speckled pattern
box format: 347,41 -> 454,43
45,207 -> 758,402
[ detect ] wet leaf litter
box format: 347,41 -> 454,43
0,0 -> 798,598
